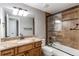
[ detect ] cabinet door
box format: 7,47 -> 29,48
24,47 -> 42,56
24,51 -> 33,56
0,52 -> 1,56
17,44 -> 33,53
32,47 -> 42,56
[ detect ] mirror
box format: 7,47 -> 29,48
7,15 -> 19,37
19,17 -> 34,37
0,19 -> 1,37
0,7 -> 35,38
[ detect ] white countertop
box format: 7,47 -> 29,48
0,37 -> 43,51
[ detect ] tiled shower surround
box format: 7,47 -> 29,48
47,6 -> 79,50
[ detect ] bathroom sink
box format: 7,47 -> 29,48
0,43 -> 8,50
17,40 -> 27,43
0,46 -> 6,50
17,39 -> 33,44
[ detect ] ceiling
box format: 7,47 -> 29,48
26,3 -> 79,14
4,6 -> 34,18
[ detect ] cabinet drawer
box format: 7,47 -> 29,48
1,49 -> 14,56
34,41 -> 42,47
17,44 -> 33,53
16,53 -> 25,56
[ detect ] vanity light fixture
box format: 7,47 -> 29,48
12,7 -> 19,15
18,9 -> 24,16
12,7 -> 30,16
23,10 -> 30,16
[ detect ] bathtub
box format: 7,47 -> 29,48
42,42 -> 79,56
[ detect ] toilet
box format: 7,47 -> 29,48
42,46 -> 54,56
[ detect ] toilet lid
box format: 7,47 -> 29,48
42,46 -> 54,52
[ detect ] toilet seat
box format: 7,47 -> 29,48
42,46 -> 54,56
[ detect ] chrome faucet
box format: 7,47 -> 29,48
19,33 -> 24,40
47,36 -> 57,46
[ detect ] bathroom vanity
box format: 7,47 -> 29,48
0,38 -> 42,56
0,6 -> 43,56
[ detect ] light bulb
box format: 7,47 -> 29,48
23,11 -> 30,16
12,8 -> 19,15
18,10 -> 24,16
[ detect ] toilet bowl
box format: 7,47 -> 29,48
42,46 -> 54,56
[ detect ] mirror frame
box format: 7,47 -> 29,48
5,15 -> 20,37
5,14 -> 35,37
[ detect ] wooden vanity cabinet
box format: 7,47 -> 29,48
0,41 -> 42,56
